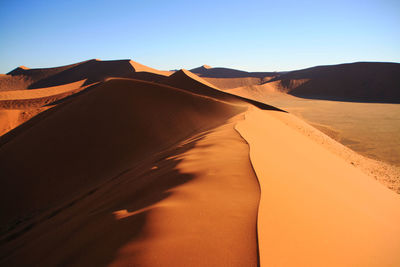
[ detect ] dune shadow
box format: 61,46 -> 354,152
0,131 -> 209,266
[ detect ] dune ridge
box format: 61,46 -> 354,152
0,78 -> 263,266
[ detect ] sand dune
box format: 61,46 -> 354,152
267,62 -> 400,103
1,61 -> 84,91
0,59 -> 171,91
29,59 -> 169,88
1,59 -> 399,266
0,80 -> 86,105
190,65 -> 278,90
0,78 -> 262,266
190,65 -> 277,79
236,108 -> 400,266
164,69 -> 284,110
129,60 -> 173,76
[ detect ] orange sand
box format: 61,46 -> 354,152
1,59 -> 399,267
236,108 -> 400,266
0,79 -> 260,266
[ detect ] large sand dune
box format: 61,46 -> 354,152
0,78 -> 261,266
1,59 -> 399,266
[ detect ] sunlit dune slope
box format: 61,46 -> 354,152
267,62 -> 400,103
0,80 -> 86,107
0,80 -> 89,136
236,108 -> 400,266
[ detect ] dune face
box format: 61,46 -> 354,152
236,108 -> 400,266
267,62 -> 400,103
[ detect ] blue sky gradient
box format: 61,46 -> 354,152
0,0 -> 399,73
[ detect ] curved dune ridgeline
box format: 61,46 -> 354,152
0,79 -> 261,266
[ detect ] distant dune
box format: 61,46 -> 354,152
1,61 -> 84,91
0,59 -> 399,266
164,69 -> 283,110
0,80 -> 88,136
190,65 -> 278,89
190,65 -> 277,78
267,62 -> 400,103
0,59 -> 171,91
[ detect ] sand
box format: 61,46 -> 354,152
236,108 -> 400,266
0,80 -> 89,136
0,78 -> 260,266
224,84 -> 400,192
1,59 -> 399,266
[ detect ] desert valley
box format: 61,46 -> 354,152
0,59 -> 399,266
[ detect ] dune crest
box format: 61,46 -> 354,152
128,60 -> 173,76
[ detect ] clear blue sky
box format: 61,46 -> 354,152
0,0 -> 399,73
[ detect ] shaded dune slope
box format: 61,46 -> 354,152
267,62 -> 400,103
0,59 -> 171,91
190,65 -> 278,90
164,69 -> 284,111
0,79 -> 260,266
190,65 -> 277,78
29,59 -> 168,88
